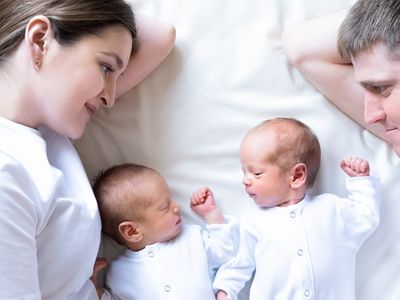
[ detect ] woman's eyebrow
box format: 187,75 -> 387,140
101,51 -> 123,69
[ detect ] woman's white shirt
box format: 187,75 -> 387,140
0,117 -> 101,300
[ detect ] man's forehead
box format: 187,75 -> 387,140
353,46 -> 400,84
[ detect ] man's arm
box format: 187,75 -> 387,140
282,9 -> 386,140
116,13 -> 176,98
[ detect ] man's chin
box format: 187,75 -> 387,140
393,144 -> 400,158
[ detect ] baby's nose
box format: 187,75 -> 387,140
172,201 -> 180,214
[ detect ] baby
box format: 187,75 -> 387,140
214,117 -> 380,300
93,163 -> 238,299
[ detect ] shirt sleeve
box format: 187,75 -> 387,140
340,176 -> 381,249
202,215 -> 239,271
213,216 -> 258,300
0,159 -> 41,299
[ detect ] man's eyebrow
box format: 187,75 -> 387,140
101,52 -> 123,69
359,79 -> 395,87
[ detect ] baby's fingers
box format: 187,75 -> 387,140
358,159 -> 369,173
349,157 -> 369,172
340,157 -> 370,176
190,187 -> 208,205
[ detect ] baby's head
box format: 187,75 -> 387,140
240,117 -> 321,207
93,163 -> 181,250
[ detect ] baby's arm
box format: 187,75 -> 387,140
90,257 -> 108,298
339,157 -> 380,248
190,187 -> 224,224
340,157 -> 370,177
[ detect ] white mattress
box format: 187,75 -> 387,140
74,0 -> 400,298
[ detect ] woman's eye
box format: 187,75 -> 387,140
102,64 -> 113,75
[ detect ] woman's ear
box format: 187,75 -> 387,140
25,16 -> 53,68
289,163 -> 307,189
118,221 -> 143,243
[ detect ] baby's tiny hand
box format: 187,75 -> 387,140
340,157 -> 370,177
190,187 -> 217,217
90,257 -> 108,298
191,187 -> 224,224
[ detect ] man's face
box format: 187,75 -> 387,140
353,43 -> 400,156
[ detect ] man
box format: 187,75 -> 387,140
282,0 -> 400,156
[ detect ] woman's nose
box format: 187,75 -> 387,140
100,82 -> 116,108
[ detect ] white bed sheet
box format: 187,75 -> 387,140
74,0 -> 400,299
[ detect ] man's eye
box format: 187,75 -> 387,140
374,86 -> 386,93
368,85 -> 388,95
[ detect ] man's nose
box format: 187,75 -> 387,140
364,92 -> 385,124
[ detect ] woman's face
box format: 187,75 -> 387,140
37,25 -> 133,139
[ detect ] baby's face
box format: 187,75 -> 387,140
140,175 -> 182,244
240,131 -> 293,208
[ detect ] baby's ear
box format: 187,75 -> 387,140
118,221 -> 143,243
289,163 -> 307,189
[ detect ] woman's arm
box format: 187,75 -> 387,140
282,9 -> 386,140
116,13 -> 176,98
0,169 -> 41,297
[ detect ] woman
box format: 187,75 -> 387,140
0,0 -> 175,299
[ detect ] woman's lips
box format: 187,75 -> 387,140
85,103 -> 97,117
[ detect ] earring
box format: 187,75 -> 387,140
34,58 -> 40,65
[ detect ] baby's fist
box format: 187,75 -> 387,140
340,157 -> 370,177
190,187 -> 217,217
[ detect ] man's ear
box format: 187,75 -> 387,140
118,221 -> 143,243
289,163 -> 307,189
25,16 -> 53,68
